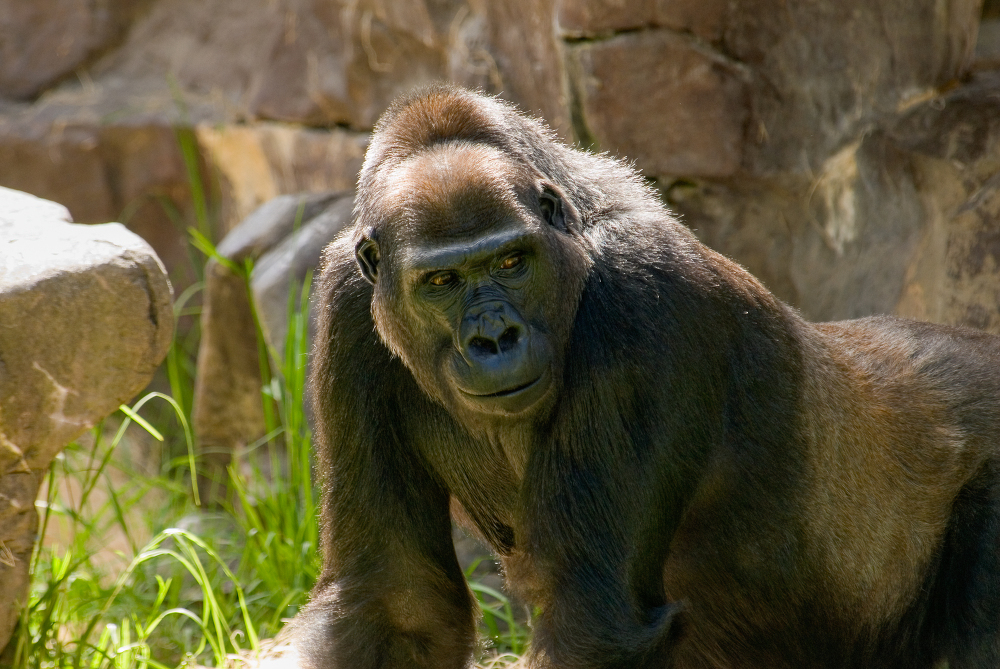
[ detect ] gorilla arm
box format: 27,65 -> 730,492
513,261 -> 722,669
297,244 -> 477,669
519,423 -> 685,669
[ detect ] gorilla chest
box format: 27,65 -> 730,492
416,426 -> 527,550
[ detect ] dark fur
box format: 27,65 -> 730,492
294,85 -> 1000,669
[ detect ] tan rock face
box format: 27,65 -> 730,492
82,0 -> 569,133
0,0 -> 572,285
723,0 -> 981,174
671,72 -> 1000,332
559,0 -> 727,42
0,0 -> 147,99
568,29 -> 747,178
482,0 -> 572,138
195,124 -> 369,235
0,100 -> 204,280
0,187 -> 173,651
0,94 -> 370,279
566,0 -> 981,180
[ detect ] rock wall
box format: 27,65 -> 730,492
4,0 -> 1000,484
2,0 -> 998,323
0,0 -> 571,280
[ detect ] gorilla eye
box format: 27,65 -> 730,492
428,271 -> 458,287
499,255 -> 522,270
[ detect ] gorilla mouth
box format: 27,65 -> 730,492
457,369 -> 550,415
476,377 -> 541,398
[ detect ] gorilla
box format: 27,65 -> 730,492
294,85 -> 1000,669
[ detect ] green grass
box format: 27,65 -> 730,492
6,233 -> 526,668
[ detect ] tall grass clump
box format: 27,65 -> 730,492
6,398 -> 256,669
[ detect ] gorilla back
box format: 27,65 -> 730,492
296,85 -> 1000,669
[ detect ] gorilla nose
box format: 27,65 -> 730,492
462,311 -> 524,362
468,327 -> 521,358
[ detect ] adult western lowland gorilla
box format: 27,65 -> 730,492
294,85 -> 1000,669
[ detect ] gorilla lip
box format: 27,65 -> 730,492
458,369 -> 551,414
469,376 -> 541,398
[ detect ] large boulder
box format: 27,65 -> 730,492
0,187 -> 173,652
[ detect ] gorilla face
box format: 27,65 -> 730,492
354,143 -> 590,419
405,226 -> 555,415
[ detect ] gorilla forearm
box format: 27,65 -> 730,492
304,261 -> 478,668
295,579 -> 476,669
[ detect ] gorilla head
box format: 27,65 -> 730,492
353,128 -> 590,421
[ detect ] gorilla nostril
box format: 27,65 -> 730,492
498,327 -> 520,353
469,336 -> 500,357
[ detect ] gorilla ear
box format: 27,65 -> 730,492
355,237 -> 380,284
539,184 -> 573,233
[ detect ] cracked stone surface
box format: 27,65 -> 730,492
0,186 -> 173,653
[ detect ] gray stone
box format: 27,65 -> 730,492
192,192 -> 355,500
251,194 -> 356,359
216,192 -> 345,261
0,187 -> 173,653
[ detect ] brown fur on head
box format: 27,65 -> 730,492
354,85 -> 606,235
